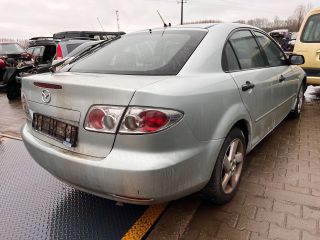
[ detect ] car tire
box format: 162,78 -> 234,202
6,82 -> 20,100
200,127 -> 246,205
290,83 -> 305,119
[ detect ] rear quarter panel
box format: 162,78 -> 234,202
131,73 -> 252,145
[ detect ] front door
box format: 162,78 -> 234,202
253,31 -> 299,125
226,30 -> 279,146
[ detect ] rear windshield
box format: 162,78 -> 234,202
301,13 -> 320,43
0,43 -> 24,55
70,30 -> 207,75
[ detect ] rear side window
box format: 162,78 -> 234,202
26,47 -> 34,54
33,47 -> 43,57
222,41 -> 240,72
229,30 -> 266,70
301,13 -> 320,43
70,30 -> 207,75
66,43 -> 82,54
254,31 -> 287,67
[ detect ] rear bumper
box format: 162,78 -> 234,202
22,124 -> 223,205
307,76 -> 320,86
303,68 -> 320,85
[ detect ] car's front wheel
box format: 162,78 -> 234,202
290,83 -> 305,119
200,127 -> 246,204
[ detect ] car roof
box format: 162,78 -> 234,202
131,22 -> 260,35
309,7 -> 320,14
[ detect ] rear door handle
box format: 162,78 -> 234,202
279,75 -> 286,82
241,81 -> 255,91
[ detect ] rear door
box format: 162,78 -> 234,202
294,12 -> 320,79
225,30 -> 279,146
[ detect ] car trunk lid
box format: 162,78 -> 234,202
22,72 -> 164,158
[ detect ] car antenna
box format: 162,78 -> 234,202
157,10 -> 171,28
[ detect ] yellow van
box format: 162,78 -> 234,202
294,8 -> 320,85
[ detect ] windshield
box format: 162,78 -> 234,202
301,13 -> 320,43
70,30 -> 207,75
0,43 -> 25,55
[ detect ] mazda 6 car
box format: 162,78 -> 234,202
21,23 -> 306,205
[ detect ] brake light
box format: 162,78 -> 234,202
84,106 -> 126,133
84,106 -> 183,134
34,82 -> 62,89
119,107 -> 183,134
0,59 -> 6,69
56,44 -> 63,60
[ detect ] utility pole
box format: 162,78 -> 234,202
115,10 -> 120,32
178,0 -> 187,25
97,17 -> 105,31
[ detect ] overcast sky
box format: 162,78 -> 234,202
1,0 -> 319,38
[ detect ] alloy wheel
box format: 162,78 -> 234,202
221,138 -> 244,194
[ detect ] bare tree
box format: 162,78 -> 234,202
291,3 -> 314,30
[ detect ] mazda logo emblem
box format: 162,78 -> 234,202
41,89 -> 51,103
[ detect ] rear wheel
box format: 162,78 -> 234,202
290,84 -> 305,119
6,82 -> 20,100
200,127 -> 246,204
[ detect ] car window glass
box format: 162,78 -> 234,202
254,31 -> 287,67
66,43 -> 83,54
33,47 -> 42,57
26,47 -> 34,54
222,41 -> 240,72
229,30 -> 265,70
0,43 -> 25,55
301,13 -> 320,43
70,30 -> 207,75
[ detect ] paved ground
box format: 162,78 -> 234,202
1,87 -> 320,240
149,86 -> 320,240
0,92 -> 24,138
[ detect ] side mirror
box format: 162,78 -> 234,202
289,54 -> 305,65
34,56 -> 42,65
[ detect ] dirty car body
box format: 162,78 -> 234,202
22,23 -> 305,204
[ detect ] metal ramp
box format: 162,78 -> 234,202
0,139 -> 148,240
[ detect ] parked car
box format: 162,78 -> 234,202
27,37 -> 57,64
22,23 -> 306,205
51,40 -> 104,71
0,42 -> 33,98
0,42 -> 32,84
294,7 -> 320,86
286,32 -> 298,52
53,31 -> 125,41
5,37 -> 102,100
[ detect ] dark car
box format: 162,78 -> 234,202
0,42 -> 32,89
53,31 -> 125,40
27,37 -> 57,64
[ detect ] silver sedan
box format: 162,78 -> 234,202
21,23 -> 306,205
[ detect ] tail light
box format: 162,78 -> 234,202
56,44 -> 63,60
84,106 -> 183,134
119,107 -> 183,134
0,59 -> 6,69
84,106 -> 126,133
